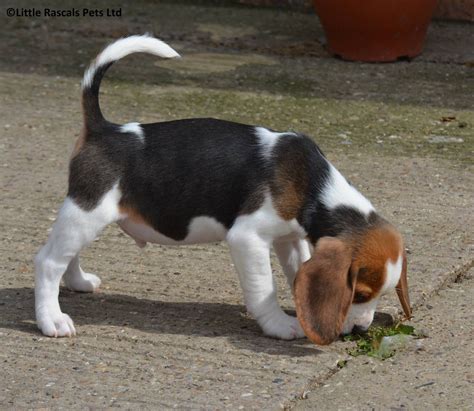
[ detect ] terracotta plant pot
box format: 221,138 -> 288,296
313,0 -> 438,62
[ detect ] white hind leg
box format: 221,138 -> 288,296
63,255 -> 101,292
34,186 -> 122,337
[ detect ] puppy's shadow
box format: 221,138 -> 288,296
0,287 -> 324,357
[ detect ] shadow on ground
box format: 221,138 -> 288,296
0,287 -> 321,356
0,287 -> 392,356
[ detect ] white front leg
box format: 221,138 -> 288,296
273,239 -> 312,288
227,229 -> 305,340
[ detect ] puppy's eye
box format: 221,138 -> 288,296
353,291 -> 370,304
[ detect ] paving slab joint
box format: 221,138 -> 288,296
282,364 -> 343,410
285,258 -> 473,410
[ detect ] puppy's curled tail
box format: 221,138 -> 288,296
81,34 -> 180,131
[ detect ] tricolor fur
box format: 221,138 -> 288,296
34,35 -> 411,343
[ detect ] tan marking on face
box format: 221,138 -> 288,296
354,283 -> 372,294
352,223 -> 403,302
353,282 -> 374,303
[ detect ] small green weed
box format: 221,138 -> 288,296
336,359 -> 348,369
344,324 -> 419,360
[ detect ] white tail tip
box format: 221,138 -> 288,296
82,34 -> 180,88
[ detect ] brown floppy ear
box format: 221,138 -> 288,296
294,236 -> 356,345
396,250 -> 411,319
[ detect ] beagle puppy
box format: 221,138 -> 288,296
34,35 -> 411,344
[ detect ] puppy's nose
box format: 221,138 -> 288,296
352,325 -> 369,334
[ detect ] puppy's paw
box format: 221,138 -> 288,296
261,313 -> 306,340
37,309 -> 76,338
65,272 -> 101,293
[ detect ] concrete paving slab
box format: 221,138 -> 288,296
294,269 -> 474,410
